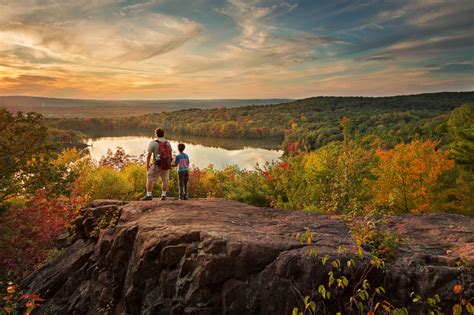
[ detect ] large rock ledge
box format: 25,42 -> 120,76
23,199 -> 473,314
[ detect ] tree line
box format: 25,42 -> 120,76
46,92 -> 474,151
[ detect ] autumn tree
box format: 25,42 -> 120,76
264,118 -> 375,214
300,118 -> 375,214
99,146 -> 145,170
0,109 -> 72,207
370,140 -> 454,213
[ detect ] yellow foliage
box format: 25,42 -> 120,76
370,140 -> 455,213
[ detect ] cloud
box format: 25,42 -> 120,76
0,1 -> 203,64
216,0 -> 344,68
376,33 -> 474,57
341,0 -> 474,58
2,74 -> 56,83
364,55 -> 394,62
429,62 -> 474,74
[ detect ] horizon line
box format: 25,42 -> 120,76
1,90 -> 473,102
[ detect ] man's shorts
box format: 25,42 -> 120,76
147,164 -> 170,184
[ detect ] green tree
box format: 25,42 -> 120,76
448,104 -> 474,171
447,104 -> 474,215
0,110 -> 70,207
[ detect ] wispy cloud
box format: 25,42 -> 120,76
0,1 -> 203,64
217,0 -> 343,65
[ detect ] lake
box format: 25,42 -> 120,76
86,136 -> 283,170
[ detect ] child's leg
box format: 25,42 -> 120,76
178,171 -> 185,198
183,170 -> 189,198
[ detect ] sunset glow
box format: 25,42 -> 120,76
0,0 -> 473,99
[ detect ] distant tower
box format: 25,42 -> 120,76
42,101 -> 45,108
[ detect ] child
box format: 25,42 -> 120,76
175,143 -> 190,200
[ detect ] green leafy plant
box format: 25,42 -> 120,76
348,218 -> 405,260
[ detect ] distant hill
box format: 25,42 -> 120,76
0,96 -> 292,118
47,91 -> 474,150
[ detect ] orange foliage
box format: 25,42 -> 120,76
370,140 -> 455,213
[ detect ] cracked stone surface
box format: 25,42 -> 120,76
23,199 -> 473,314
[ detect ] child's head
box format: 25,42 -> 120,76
178,143 -> 185,153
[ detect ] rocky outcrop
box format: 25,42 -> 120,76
23,199 -> 473,314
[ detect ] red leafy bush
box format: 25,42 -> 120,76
0,282 -> 44,315
0,190 -> 84,281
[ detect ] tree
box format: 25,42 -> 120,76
370,140 -> 454,213
447,104 -> 474,215
448,104 -> 474,171
0,110 -> 70,207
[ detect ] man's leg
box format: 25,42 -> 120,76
160,170 -> 170,200
141,167 -> 156,200
146,178 -> 154,196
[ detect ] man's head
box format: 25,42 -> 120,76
155,128 -> 165,138
178,143 -> 185,153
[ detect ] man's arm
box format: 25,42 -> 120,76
171,155 -> 178,167
146,152 -> 152,171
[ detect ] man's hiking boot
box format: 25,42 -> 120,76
161,196 -> 166,201
140,195 -> 152,201
183,196 -> 188,200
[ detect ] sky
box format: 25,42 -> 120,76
0,0 -> 473,99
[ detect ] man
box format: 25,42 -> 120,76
141,128 -> 172,201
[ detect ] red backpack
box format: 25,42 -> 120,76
155,140 -> 172,170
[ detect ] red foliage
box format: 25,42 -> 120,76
188,168 -> 206,197
1,283 -> 44,314
278,161 -> 289,172
262,171 -> 273,181
0,190 -> 84,280
287,141 -> 299,155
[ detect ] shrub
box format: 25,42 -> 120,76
75,166 -> 133,201
0,190 -> 83,281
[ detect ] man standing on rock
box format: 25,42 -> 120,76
141,128 -> 173,201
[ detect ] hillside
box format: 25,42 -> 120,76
46,91 -> 474,149
23,199 -> 473,314
0,96 -> 291,118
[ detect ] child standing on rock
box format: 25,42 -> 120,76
175,143 -> 190,200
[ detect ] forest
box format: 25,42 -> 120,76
46,92 -> 474,150
0,94 -> 473,312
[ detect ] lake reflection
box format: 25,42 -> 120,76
86,136 -> 283,170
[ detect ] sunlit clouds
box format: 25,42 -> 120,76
0,0 -> 473,99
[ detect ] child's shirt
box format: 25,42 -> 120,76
175,153 -> 190,172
